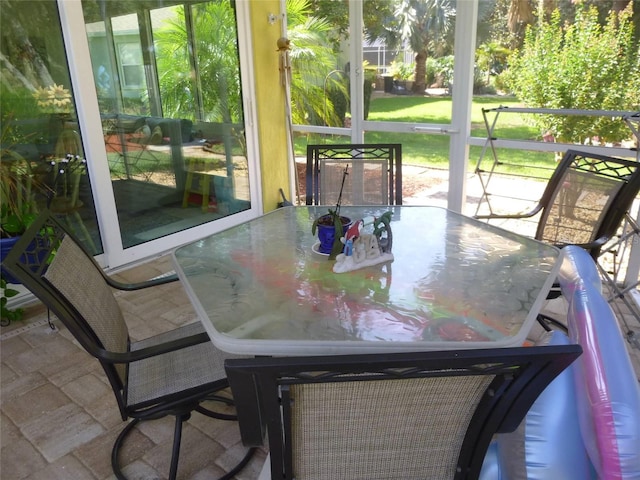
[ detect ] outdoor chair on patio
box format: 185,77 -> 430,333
306,143 -> 402,205
474,149 -> 640,259
3,210 -> 255,480
475,149 -> 640,316
225,345 -> 581,480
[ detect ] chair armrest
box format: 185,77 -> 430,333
474,204 -> 543,221
92,331 -> 210,364
106,272 -> 179,291
556,236 -> 609,254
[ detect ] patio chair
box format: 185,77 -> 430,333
475,149 -> 640,315
225,345 -> 581,480
474,149 -> 640,259
306,143 -> 402,205
2,210 -> 255,480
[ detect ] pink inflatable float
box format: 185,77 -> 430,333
482,246 -> 640,479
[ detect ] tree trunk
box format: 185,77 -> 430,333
612,0 -> 631,12
413,50 -> 427,94
1,2 -> 54,89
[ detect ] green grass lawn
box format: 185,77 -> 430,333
294,95 -> 558,179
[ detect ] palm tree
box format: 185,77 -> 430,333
153,2 -> 242,123
506,0 -> 635,32
395,0 -> 455,94
286,0 -> 347,126
507,0 -> 534,33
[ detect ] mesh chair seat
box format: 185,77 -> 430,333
128,321 -> 242,407
290,376 -> 489,479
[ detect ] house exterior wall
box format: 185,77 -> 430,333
249,1 -> 290,212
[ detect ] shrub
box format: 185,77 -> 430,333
506,5 -> 639,144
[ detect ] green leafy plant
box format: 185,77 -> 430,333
311,165 -> 350,259
389,60 -> 415,81
1,275 -> 24,326
0,114 -> 55,238
506,5 -> 640,144
1,151 -> 40,238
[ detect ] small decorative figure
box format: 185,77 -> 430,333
333,213 -> 394,273
343,219 -> 364,256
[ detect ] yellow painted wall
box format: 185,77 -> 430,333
248,1 -> 291,212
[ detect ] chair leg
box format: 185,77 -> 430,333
111,418 -> 140,480
111,414 -> 190,480
169,413 -> 189,480
111,411 -> 254,480
536,313 -> 568,333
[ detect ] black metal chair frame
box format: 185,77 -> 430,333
3,210 -> 255,480
474,149 -> 640,259
306,143 -> 403,206
225,345 -> 581,480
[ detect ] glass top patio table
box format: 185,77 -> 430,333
172,206 -> 560,355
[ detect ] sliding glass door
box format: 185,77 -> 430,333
82,0 -> 251,249
1,0 -> 257,269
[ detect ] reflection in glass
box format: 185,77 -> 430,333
82,0 -> 250,248
0,0 -> 102,256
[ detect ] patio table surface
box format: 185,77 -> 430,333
173,205 -> 560,356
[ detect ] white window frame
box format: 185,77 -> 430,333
58,0 -> 262,269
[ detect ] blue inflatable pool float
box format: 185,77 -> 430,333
481,246 -> 640,479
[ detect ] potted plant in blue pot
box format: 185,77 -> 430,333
311,166 -> 351,259
1,154 -> 40,280
0,147 -> 44,324
0,127 -> 54,284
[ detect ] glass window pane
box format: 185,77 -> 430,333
82,0 -> 251,248
0,0 -> 102,256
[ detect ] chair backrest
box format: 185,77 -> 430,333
225,346 -> 581,480
3,211 -> 130,414
306,143 -> 402,206
536,149 -> 640,257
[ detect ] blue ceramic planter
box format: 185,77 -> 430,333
1,236 -> 21,284
1,235 -> 49,284
316,215 -> 351,254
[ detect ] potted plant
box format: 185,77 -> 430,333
0,121 -> 54,285
311,166 -> 351,259
0,151 -> 40,270
389,60 -> 415,92
0,146 -> 41,323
